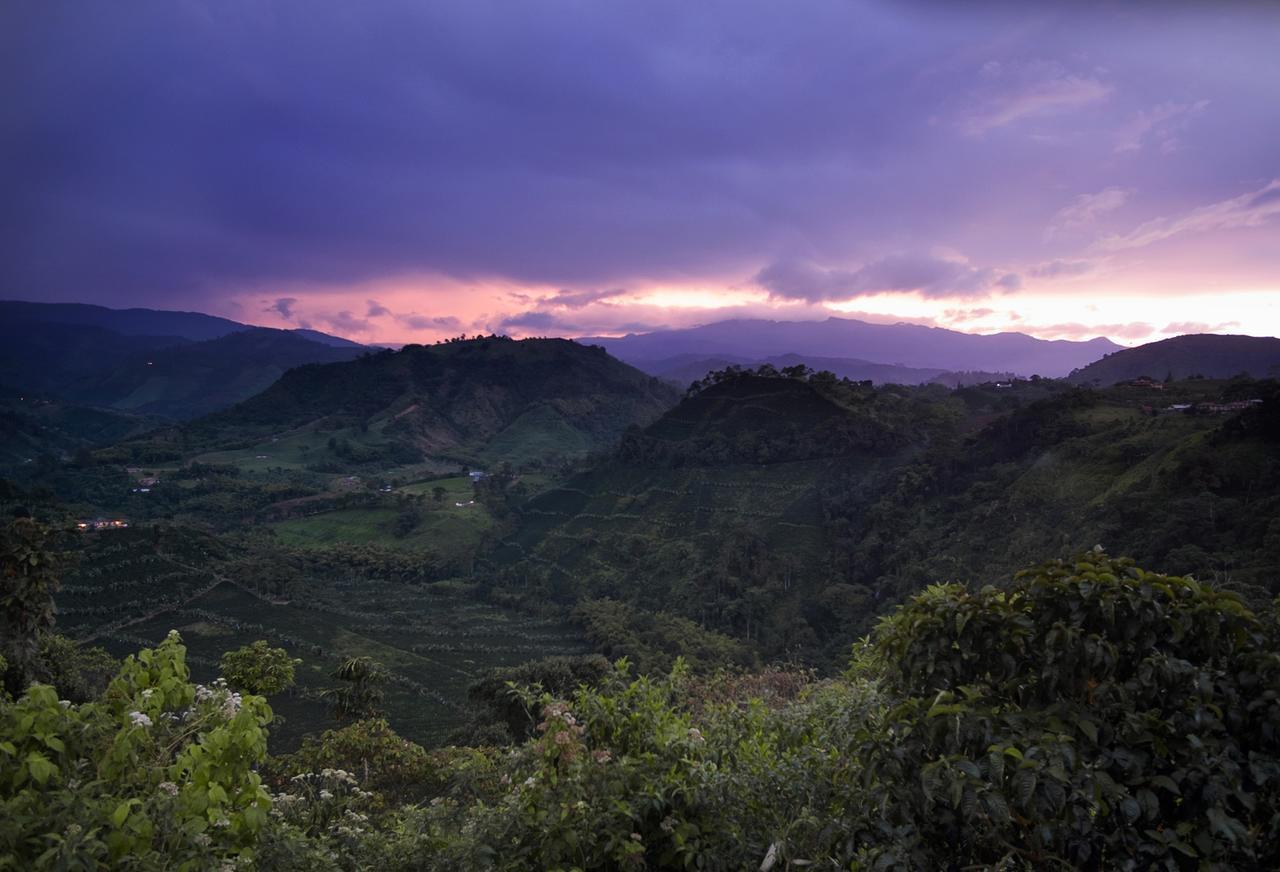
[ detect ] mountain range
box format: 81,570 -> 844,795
0,301 -> 365,419
579,317 -> 1122,377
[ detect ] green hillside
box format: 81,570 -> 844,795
494,368 -> 1280,667
0,391 -> 160,468
492,371 -> 962,665
0,303 -> 367,419
64,328 -> 365,419
125,336 -> 679,471
1069,333 -> 1280,385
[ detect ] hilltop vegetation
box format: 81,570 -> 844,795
1069,333 -> 1280,386
119,336 -> 678,470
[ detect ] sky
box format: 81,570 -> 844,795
3,0 -> 1279,346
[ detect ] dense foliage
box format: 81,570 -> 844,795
500,373 -> 1280,668
4,550 -> 1278,869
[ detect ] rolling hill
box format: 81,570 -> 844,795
61,328 -> 366,419
492,371 -> 958,664
138,337 -> 680,469
0,389 -> 160,467
492,367 -> 1280,667
579,316 -> 1120,377
1068,333 -> 1280,385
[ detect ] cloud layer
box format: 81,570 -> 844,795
2,0 -> 1278,343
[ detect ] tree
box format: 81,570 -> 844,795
392,506 -> 421,538
321,656 -> 387,721
853,549 -> 1280,869
220,640 -> 299,696
0,517 -> 62,693
432,486 -> 447,503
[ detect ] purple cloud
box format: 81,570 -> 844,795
267,297 -> 299,320
1030,260 -> 1095,279
401,314 -> 462,331
756,255 -> 1020,302
1096,179 -> 1280,251
0,0 -> 1276,333
1047,188 -> 1130,239
959,60 -> 1112,136
545,288 -> 629,309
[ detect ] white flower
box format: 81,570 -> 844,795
687,727 -> 703,743
141,688 -> 155,700
319,789 -> 334,800
158,781 -> 179,796
129,711 -> 153,728
523,776 -> 536,788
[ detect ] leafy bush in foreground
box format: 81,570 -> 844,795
856,550 -> 1280,869
0,632 -> 273,870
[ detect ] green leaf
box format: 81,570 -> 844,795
25,752 -> 56,785
111,800 -> 134,828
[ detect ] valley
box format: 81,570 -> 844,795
3,317 -> 1279,869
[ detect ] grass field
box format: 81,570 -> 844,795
270,500 -> 495,561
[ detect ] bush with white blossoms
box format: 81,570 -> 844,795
0,631 -> 275,870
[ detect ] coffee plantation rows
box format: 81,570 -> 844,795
60,552 -> 589,748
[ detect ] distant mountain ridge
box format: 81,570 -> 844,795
579,317 -> 1121,377
0,300 -> 247,341
643,352 -> 1013,389
1068,334 -> 1280,385
0,301 -> 366,419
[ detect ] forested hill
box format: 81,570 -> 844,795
149,337 -> 679,467
60,328 -> 366,419
1068,333 -> 1280,385
493,369 -> 961,667
493,368 -> 1280,669
0,301 -> 367,419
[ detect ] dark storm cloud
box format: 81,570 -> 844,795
267,297 -> 300,320
401,314 -> 462,331
546,288 -> 629,309
2,0 -> 1278,310
755,255 -> 1021,302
